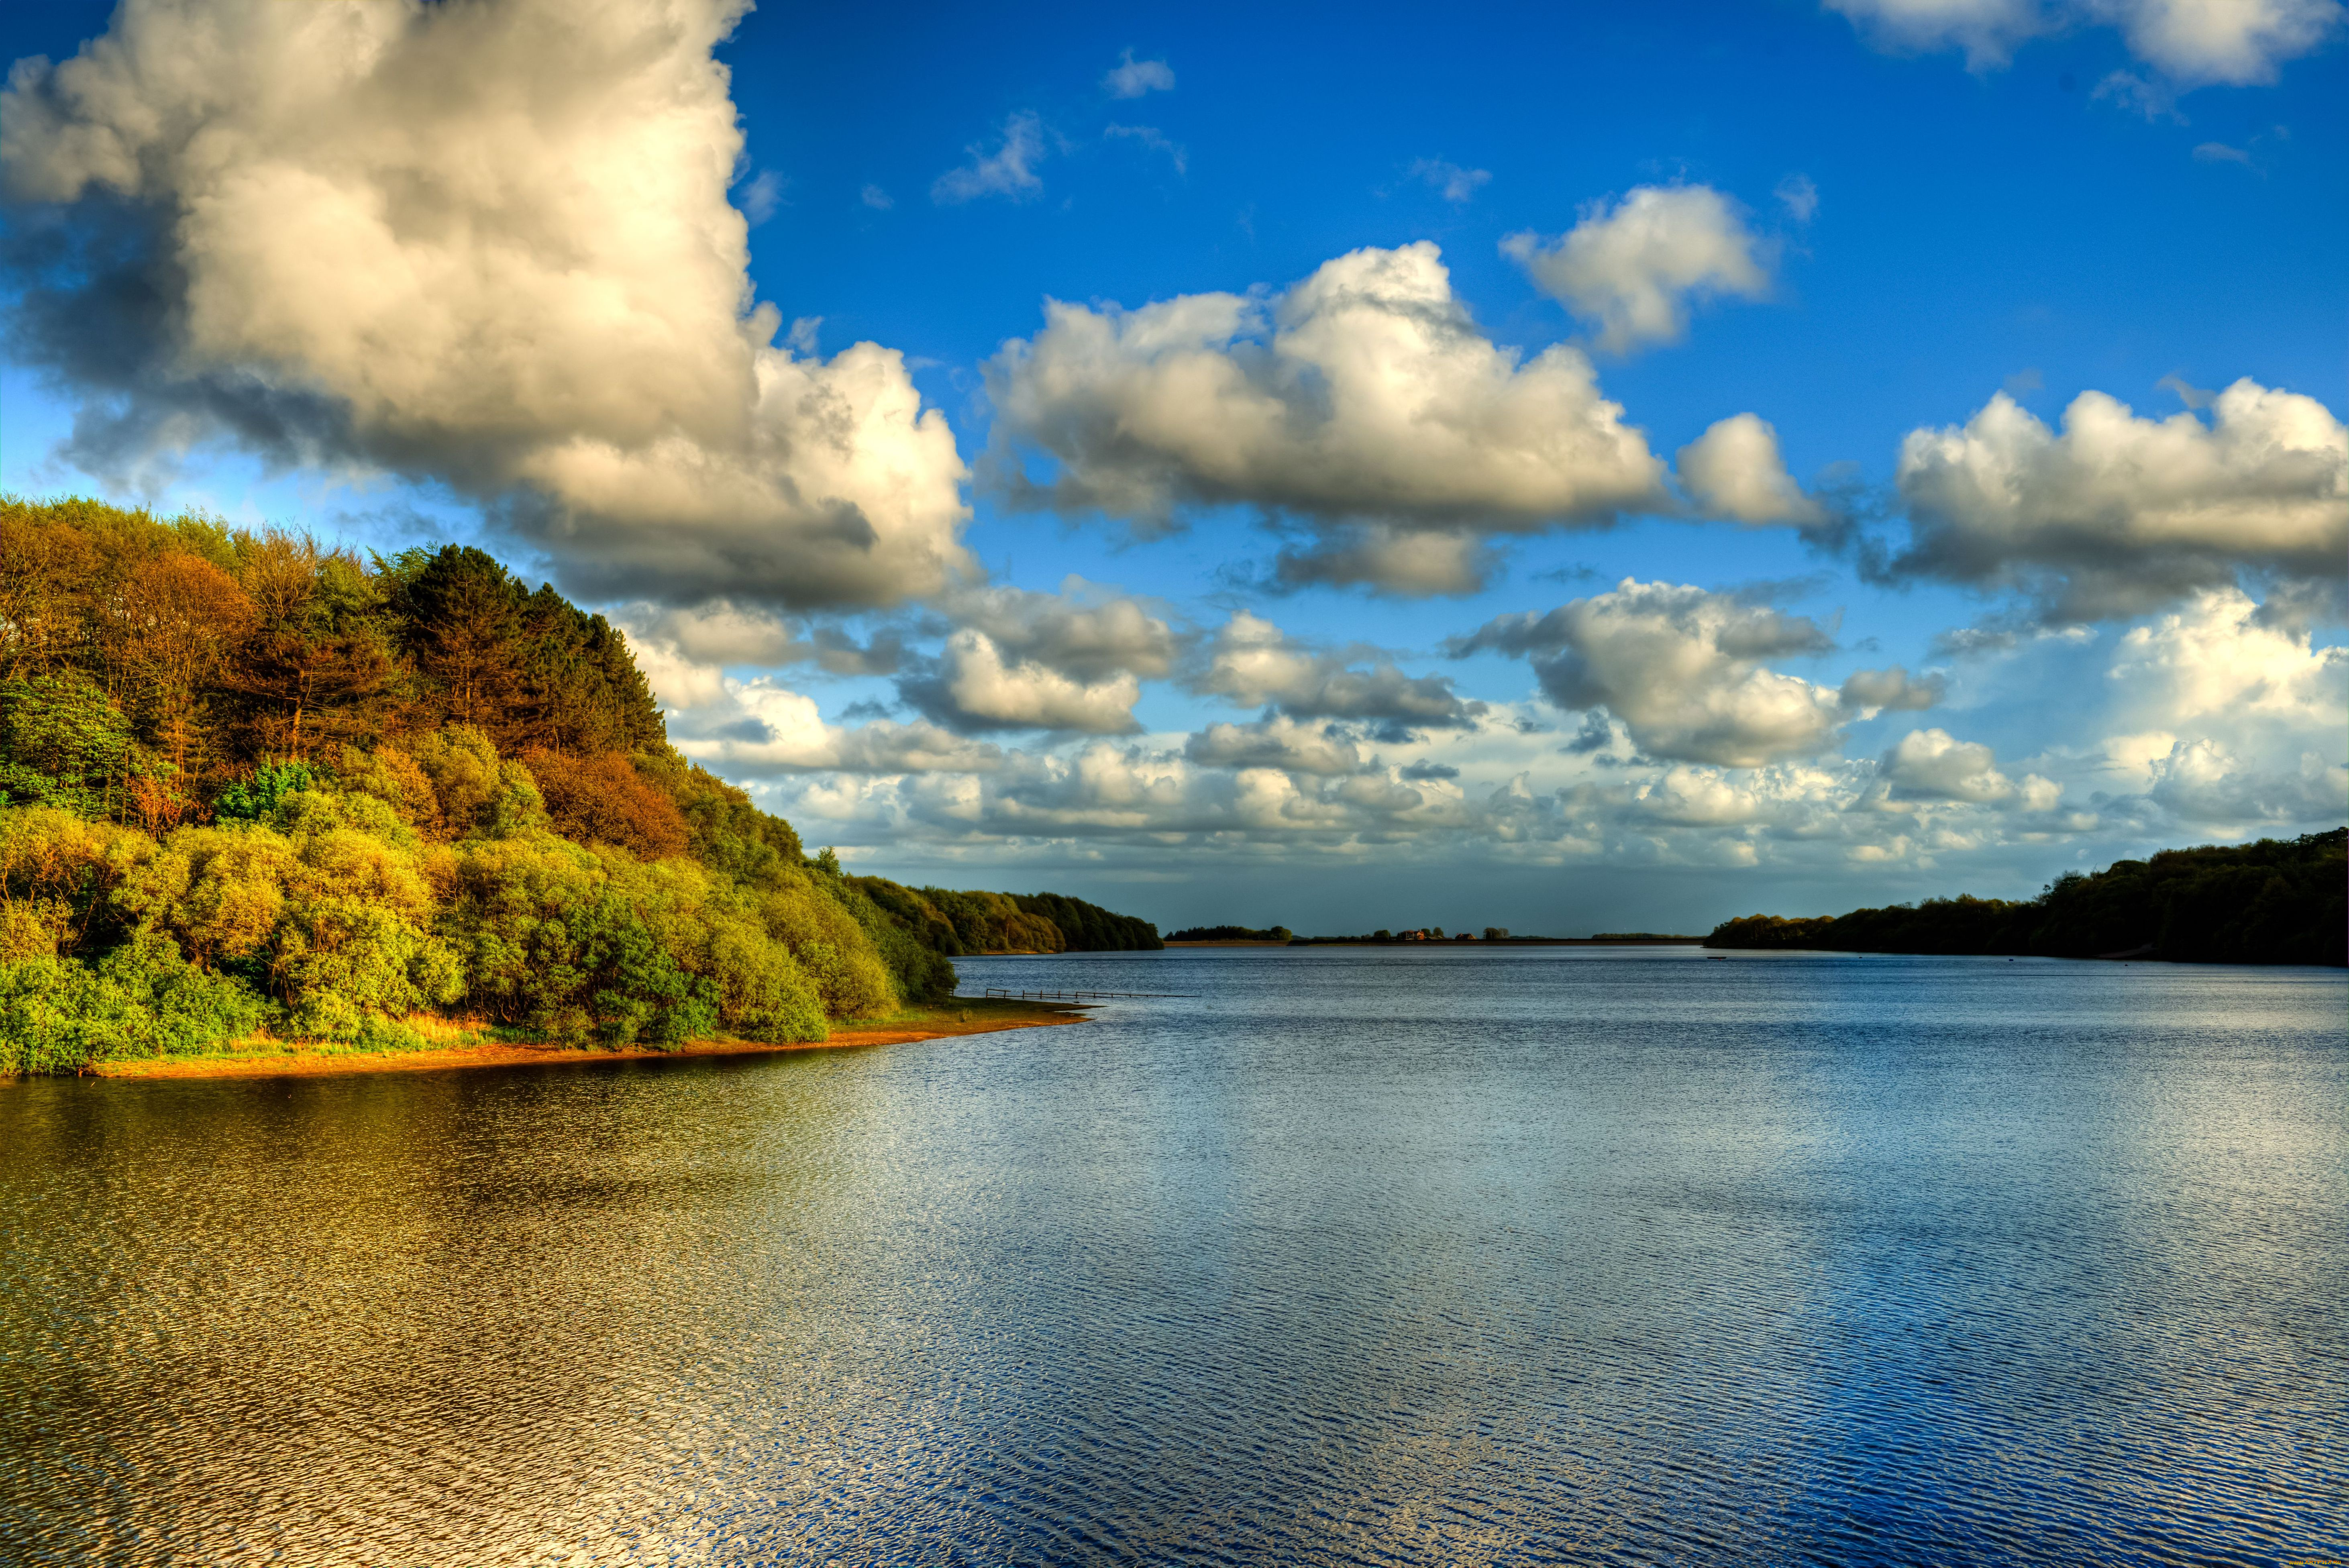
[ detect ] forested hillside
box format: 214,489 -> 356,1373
1705,830 -> 2346,966
0,498 -> 1155,1074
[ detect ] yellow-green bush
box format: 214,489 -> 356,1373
755,867 -> 898,1019
2,726 -> 907,1072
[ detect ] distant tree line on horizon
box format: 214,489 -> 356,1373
1704,829 -> 2345,966
1165,924 -> 1293,942
0,497 -> 1159,1074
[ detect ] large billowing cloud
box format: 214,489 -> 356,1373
2106,587 -> 2349,727
1885,381 -> 2347,621
0,0 -> 971,609
1501,186 -> 1772,354
1452,580 -> 1876,767
1825,0 -> 2343,83
1195,611 -> 1486,733
984,241 -> 1673,593
2144,740 -> 2347,824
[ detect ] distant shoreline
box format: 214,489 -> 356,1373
77,999 -> 1085,1083
1161,937 -> 1703,948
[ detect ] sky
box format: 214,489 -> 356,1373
1,0 -> 2343,936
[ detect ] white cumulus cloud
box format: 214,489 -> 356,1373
2106,587 -> 2349,726
909,630 -> 1144,735
1676,413 -> 1826,526
985,241 -> 1672,593
1502,186 -> 1772,354
1197,611 -> 1486,730
1825,0 -> 2343,85
2144,739 -> 2347,824
1454,580 -> 1849,767
1879,727 -> 2051,806
673,681 -> 1004,777
0,0 -> 972,610
936,580 -> 1180,682
1889,379 -> 2348,620
1186,716 -> 1369,776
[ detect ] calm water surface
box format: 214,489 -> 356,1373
2,947 -> 2343,1565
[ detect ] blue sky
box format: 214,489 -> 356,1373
2,0 -> 2343,935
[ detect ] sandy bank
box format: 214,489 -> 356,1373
88,999 -> 1087,1082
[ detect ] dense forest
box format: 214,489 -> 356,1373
1705,830 -> 2346,966
0,497 -> 1156,1075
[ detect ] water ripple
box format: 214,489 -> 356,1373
2,948 -> 2343,1565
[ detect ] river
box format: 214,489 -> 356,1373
2,945 -> 2343,1565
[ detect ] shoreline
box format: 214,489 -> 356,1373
1280,937 -> 1702,948
82,998 -> 1087,1083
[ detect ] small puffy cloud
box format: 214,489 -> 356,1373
1824,0 -> 2343,85
2107,0 -> 2341,84
1453,579 -> 1846,767
1186,716 -> 1368,776
1197,611 -> 1486,730
0,0 -> 972,612
903,630 -> 1143,735
933,112 -> 1047,204
986,241 -> 1672,593
1838,665 -> 1947,717
1880,727 -> 2029,804
861,183 -> 894,210
938,581 -> 1179,682
1502,186 -> 1771,354
1406,158 -> 1493,204
1676,413 -> 1826,526
1103,49 -> 1176,98
1886,379 -> 2348,620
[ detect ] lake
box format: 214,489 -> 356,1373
2,946 -> 2343,1565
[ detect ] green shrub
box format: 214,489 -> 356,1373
0,936 -> 266,1075
212,760 -> 321,822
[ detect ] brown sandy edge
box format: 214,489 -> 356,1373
86,1000 -> 1089,1082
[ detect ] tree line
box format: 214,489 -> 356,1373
1164,924 -> 1293,942
1703,829 -> 2345,966
0,497 -> 1158,1073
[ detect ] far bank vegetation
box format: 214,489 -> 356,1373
1705,830 -> 2345,966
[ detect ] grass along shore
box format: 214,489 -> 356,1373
80,997 -> 1085,1081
